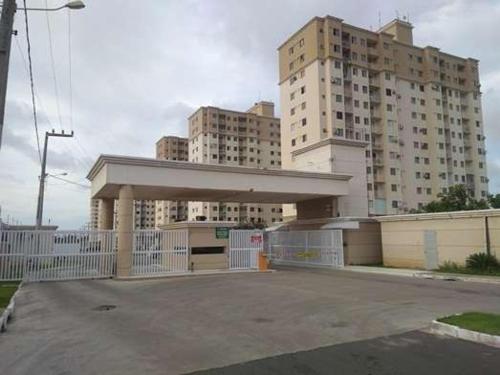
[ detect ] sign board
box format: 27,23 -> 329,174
215,227 -> 230,239
250,234 -> 263,244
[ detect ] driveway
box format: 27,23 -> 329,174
1,267 -> 500,375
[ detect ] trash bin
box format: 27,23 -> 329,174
258,252 -> 268,271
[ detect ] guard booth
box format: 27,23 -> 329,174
159,222 -> 264,271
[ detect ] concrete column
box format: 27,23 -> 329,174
296,197 -> 339,220
116,185 -> 134,278
98,198 -> 114,230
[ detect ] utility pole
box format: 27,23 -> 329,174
36,129 -> 74,228
0,0 -> 16,149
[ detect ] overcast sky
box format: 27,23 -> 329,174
1,0 -> 499,229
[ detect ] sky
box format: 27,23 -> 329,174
0,0 -> 499,229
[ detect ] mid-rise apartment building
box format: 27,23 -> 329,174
155,136 -> 189,226
278,16 -> 488,215
188,101 -> 283,224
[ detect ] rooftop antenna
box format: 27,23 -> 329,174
378,11 -> 381,28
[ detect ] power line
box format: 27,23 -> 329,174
67,8 -> 73,131
15,35 -> 92,172
44,0 -> 63,130
47,174 -> 90,189
22,0 -> 41,164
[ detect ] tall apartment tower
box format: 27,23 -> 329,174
155,136 -> 189,226
278,16 -> 488,216
188,101 -> 283,224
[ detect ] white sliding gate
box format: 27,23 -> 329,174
229,230 -> 263,270
132,230 -> 188,276
0,230 -> 117,282
268,230 -> 344,267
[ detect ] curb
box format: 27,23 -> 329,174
113,269 -> 275,281
417,273 -> 500,285
0,282 -> 22,333
430,320 -> 500,348
342,266 -> 500,285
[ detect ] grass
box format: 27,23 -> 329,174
438,312 -> 500,336
437,262 -> 500,277
0,282 -> 20,311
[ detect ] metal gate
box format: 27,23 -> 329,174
132,230 -> 189,276
268,230 -> 344,267
229,229 -> 263,270
0,230 -> 117,282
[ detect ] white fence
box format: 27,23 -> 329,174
132,230 -> 189,276
0,230 -> 117,282
268,230 -> 344,267
229,230 -> 263,270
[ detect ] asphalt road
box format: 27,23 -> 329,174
187,330 -> 500,375
1,267 -> 500,375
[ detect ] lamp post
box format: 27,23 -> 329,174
0,1 -> 85,150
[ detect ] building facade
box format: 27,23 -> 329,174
155,136 -> 189,226
188,101 -> 283,224
278,16 -> 488,216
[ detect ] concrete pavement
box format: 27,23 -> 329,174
1,267 -> 500,374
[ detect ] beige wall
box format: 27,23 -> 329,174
379,210 -> 500,269
159,222 -> 237,271
343,222 -> 382,265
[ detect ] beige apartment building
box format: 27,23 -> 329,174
278,16 -> 488,216
155,136 -> 189,226
188,101 -> 283,224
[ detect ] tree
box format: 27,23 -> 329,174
422,184 -> 489,213
488,193 -> 500,209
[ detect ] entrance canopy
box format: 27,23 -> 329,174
87,155 -> 352,203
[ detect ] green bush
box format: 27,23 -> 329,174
439,261 -> 462,273
465,253 -> 499,271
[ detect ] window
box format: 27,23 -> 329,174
390,168 -> 396,176
336,111 -> 343,120
302,134 -> 307,142
336,95 -> 342,103
301,118 -> 307,126
392,201 -> 398,208
291,139 -> 296,146
391,184 -> 397,192
300,86 -> 306,94
386,88 -> 392,96
385,72 -> 391,80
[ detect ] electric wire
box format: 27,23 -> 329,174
15,36 -> 92,172
44,0 -> 64,130
47,174 -> 90,189
67,8 -> 73,131
21,0 -> 42,164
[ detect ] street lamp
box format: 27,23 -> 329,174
18,1 -> 86,11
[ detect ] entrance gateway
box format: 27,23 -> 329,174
86,155 -> 353,278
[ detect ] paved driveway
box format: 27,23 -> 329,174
1,267 -> 500,375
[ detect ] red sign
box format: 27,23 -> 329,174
250,234 -> 263,244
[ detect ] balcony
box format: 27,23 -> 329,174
369,94 -> 381,103
373,174 -> 385,184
